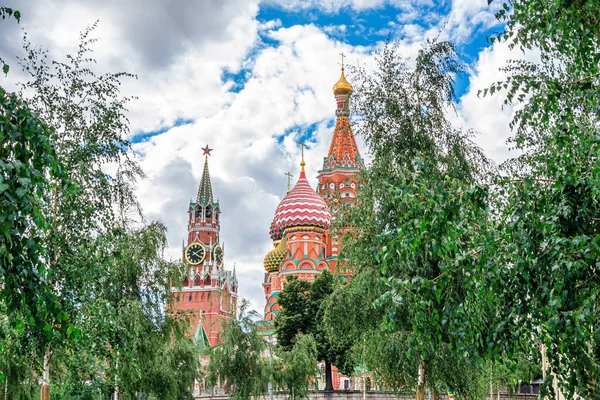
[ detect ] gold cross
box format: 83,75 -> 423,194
285,172 -> 293,193
298,141 -> 307,172
339,52 -> 346,69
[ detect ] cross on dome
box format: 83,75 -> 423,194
298,141 -> 307,172
333,53 -> 353,96
285,171 -> 294,193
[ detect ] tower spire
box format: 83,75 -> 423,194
197,145 -> 214,204
322,62 -> 364,172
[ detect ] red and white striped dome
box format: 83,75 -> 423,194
274,171 -> 332,230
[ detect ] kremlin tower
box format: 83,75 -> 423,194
171,145 -> 238,349
262,63 -> 365,388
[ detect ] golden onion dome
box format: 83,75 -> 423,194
333,67 -> 353,96
263,237 -> 287,272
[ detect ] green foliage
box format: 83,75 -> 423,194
0,311 -> 40,399
276,276 -> 312,351
480,1 -> 600,397
330,38 -> 496,396
0,7 -> 20,74
50,223 -> 200,400
1,22 -> 199,398
274,333 -> 318,400
481,356 -> 542,398
276,271 -> 354,390
0,87 -> 63,322
207,300 -> 269,400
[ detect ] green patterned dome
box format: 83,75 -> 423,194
264,237 -> 287,272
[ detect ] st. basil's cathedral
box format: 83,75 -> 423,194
262,65 -> 363,322
261,65 -> 364,390
171,63 -> 363,392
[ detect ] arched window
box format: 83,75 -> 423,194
205,276 -> 212,287
189,294 -> 193,302
195,207 -> 202,221
205,205 -> 212,220
182,277 -> 189,287
194,275 -> 202,286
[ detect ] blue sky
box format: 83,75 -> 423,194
0,0 -> 525,311
211,1 -> 503,115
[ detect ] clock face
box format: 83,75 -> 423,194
213,244 -> 224,268
185,242 -> 206,265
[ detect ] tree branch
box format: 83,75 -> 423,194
564,72 -> 600,86
432,237 -> 502,282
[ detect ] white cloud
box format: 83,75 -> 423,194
445,0 -> 502,44
0,0 -> 261,135
129,23 -> 375,311
0,0 -> 523,314
259,19 -> 283,31
263,0 -> 384,13
453,40 -> 540,164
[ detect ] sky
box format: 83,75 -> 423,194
0,0 -> 534,313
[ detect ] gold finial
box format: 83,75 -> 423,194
285,172 -> 294,193
333,54 -> 353,96
298,141 -> 307,172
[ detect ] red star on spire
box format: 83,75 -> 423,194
202,144 -> 213,156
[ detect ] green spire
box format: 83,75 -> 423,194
197,145 -> 214,204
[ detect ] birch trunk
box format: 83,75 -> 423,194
114,354 -> 119,400
490,364 -> 493,400
416,358 -> 426,400
40,347 -> 51,400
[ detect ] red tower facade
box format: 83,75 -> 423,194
171,145 -> 238,349
317,66 -> 364,274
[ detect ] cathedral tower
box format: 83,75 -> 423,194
317,64 -> 364,206
171,145 -> 238,348
317,64 -> 364,273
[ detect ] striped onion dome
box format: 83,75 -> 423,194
269,219 -> 283,241
274,171 -> 332,230
264,237 -> 287,272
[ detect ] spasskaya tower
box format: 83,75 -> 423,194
171,145 -> 238,348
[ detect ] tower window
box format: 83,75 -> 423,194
189,295 -> 193,302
